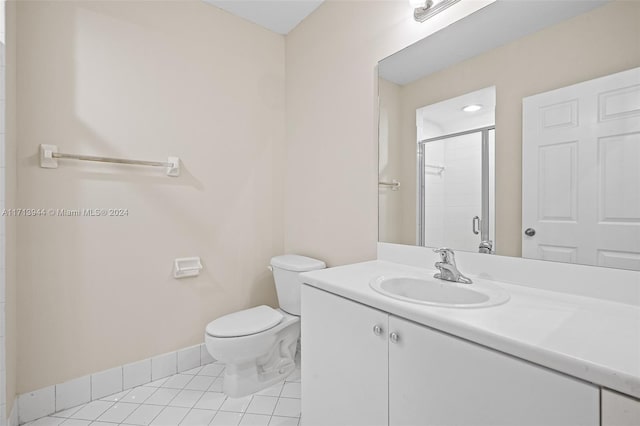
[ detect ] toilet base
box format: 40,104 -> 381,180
223,335 -> 298,398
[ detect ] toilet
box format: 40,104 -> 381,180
204,254 -> 325,398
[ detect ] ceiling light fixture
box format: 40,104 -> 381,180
462,104 -> 483,112
411,0 -> 461,23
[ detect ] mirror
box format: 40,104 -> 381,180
378,0 -> 640,271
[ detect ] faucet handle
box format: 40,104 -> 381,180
433,247 -> 455,263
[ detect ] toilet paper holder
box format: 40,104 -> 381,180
173,257 -> 203,279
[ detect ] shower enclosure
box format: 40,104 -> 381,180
417,126 -> 495,253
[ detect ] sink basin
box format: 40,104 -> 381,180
370,275 -> 510,308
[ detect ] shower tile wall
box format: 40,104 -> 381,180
0,0 -> 6,424
423,133 -> 482,251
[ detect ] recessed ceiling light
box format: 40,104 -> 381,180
462,104 -> 483,112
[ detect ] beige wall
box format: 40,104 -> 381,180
15,0 -> 285,393
5,0 -> 17,416
378,78 -> 404,244
387,1 -> 640,257
284,0 -> 492,266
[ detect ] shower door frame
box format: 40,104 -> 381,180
417,125 -> 495,250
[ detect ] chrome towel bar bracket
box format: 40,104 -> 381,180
39,144 -> 180,177
379,179 -> 401,190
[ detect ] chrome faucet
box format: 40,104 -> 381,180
433,248 -> 472,284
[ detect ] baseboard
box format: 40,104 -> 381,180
17,343 -> 214,425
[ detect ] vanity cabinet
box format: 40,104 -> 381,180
602,389 -> 640,426
301,285 -> 599,426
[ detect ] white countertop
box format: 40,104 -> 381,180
301,260 -> 640,399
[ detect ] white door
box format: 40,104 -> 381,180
522,67 -> 640,270
388,316 -> 599,426
301,286 -> 388,426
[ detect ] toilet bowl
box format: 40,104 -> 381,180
204,255 -> 325,398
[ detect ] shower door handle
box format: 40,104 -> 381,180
472,216 -> 480,235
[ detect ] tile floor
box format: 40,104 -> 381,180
24,361 -> 301,426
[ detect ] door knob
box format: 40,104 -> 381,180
389,332 -> 400,343
524,228 -> 536,237
373,324 -> 383,336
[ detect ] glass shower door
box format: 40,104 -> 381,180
418,127 -> 495,253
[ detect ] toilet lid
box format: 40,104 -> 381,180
206,305 -> 284,338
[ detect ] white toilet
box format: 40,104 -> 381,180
204,254 -> 325,398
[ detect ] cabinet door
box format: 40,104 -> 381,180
301,285 -> 388,426
389,316 -> 599,426
602,389 -> 640,426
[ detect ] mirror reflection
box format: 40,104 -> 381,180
378,0 -> 640,270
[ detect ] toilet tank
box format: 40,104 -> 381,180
270,255 -> 326,315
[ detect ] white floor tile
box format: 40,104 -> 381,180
207,377 -> 225,392
28,367 -> 302,426
145,378 -> 168,388
219,396 -> 252,413
199,364 -> 224,377
96,402 -> 139,423
255,383 -> 283,397
161,374 -> 192,390
184,375 -> 215,391
121,386 -> 156,404
239,414 -> 270,426
280,383 -> 300,399
70,401 -> 114,421
284,369 -> 300,383
272,399 -> 300,418
149,406 -> 189,426
100,389 -> 130,402
59,420 -> 91,426
210,411 -> 242,426
24,417 -> 64,426
268,416 -> 298,426
182,367 -> 202,376
51,406 -> 81,419
143,388 -> 180,406
121,404 -> 164,426
246,396 -> 278,415
179,408 -> 217,426
193,392 -> 226,411
168,390 -> 205,408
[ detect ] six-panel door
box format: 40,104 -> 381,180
522,67 -> 640,270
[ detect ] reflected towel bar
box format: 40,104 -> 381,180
379,180 -> 401,190
39,144 -> 180,177
425,164 -> 445,173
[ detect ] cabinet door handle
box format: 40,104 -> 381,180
373,324 -> 383,336
389,332 -> 400,343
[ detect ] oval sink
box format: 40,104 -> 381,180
370,275 -> 509,308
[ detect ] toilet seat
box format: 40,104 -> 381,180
206,305 -> 284,338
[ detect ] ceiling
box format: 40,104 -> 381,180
417,86 -> 496,140
203,0 -> 325,35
